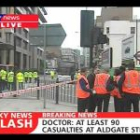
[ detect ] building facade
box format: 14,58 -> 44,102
0,7 -> 47,71
58,48 -> 81,74
94,7 -> 133,68
104,20 -> 140,67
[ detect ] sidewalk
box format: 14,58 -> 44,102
0,97 -> 77,112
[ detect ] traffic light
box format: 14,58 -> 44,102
98,34 -> 109,44
92,26 -> 101,45
80,10 -> 94,47
92,26 -> 109,45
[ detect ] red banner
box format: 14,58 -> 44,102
0,14 -> 38,28
0,112 -> 140,134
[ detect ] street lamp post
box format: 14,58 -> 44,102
41,24 -> 47,109
136,17 -> 138,65
13,7 -> 17,91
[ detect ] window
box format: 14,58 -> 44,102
106,27 -> 110,34
23,29 -> 28,38
31,7 -> 35,13
29,56 -> 31,68
111,16 -> 120,20
107,38 -> 109,45
29,46 -> 32,51
6,7 -> 10,13
6,50 -> 10,64
37,49 -> 39,55
0,32 -> 1,38
16,28 -> 22,34
40,51 -> 43,56
0,7 -> 2,14
23,54 -> 27,69
23,41 -> 28,50
6,33 -> 11,43
130,27 -> 135,34
16,37 -> 22,47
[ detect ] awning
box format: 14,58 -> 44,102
0,43 -> 13,50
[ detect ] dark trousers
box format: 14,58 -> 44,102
1,80 -> 7,90
114,97 -> 125,112
124,93 -> 139,112
88,94 -> 97,112
0,79 -> 2,93
77,97 -> 89,112
8,82 -> 14,91
25,77 -> 28,83
96,94 -> 110,112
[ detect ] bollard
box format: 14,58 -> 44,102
37,77 -> 40,100
55,78 -> 59,104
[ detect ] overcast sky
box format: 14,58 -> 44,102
45,7 -> 140,51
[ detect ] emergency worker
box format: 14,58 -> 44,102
7,69 -> 14,91
94,69 -> 110,112
76,67 -> 93,112
118,62 -> 140,112
16,70 -> 24,90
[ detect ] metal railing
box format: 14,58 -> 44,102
0,76 -> 77,109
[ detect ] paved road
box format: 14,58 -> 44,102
0,94 -> 115,112
0,74 -> 133,112
0,98 -> 77,112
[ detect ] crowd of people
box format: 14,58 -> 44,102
0,68 -> 39,93
76,62 -> 140,112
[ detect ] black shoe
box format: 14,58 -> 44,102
13,94 -> 17,97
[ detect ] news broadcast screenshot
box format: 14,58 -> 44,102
0,7 -> 140,134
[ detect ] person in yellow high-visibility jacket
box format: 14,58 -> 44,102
0,68 -> 7,91
50,70 -> 55,79
33,70 -> 39,83
16,70 -> 24,90
24,70 -> 29,83
7,70 -> 14,91
28,70 -> 33,83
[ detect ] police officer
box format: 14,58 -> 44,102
50,70 -> 55,79
0,67 -> 7,91
76,67 -> 93,112
118,62 -> 140,112
24,70 -> 29,83
33,69 -> 39,83
28,70 -> 33,83
16,70 -> 24,90
7,69 -> 14,91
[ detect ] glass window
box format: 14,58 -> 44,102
23,54 -> 27,69
40,51 -> 43,56
130,27 -> 135,34
106,27 -> 110,34
6,50 -> 10,64
16,28 -> 22,34
6,7 -> 10,13
0,7 -> 2,14
6,33 -> 11,43
29,46 -> 32,51
23,41 -> 28,50
37,49 -> 39,55
23,29 -> 28,38
16,37 -> 22,47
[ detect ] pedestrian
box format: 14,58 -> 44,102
76,67 -> 93,112
94,68 -> 110,112
118,62 -> 140,112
